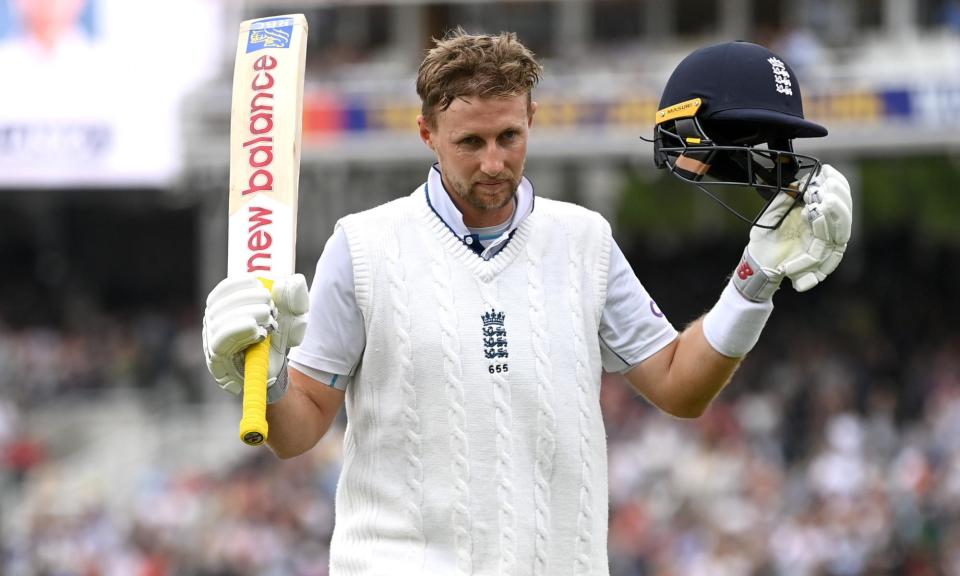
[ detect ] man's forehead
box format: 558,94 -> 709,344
438,94 -> 530,132
445,93 -> 528,110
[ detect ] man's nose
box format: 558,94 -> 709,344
480,145 -> 505,177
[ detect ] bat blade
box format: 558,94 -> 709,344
228,14 -> 307,446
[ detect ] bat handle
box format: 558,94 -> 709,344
239,277 -> 274,446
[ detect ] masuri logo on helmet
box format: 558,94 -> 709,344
651,41 -> 827,230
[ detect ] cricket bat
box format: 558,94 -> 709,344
228,14 -> 308,446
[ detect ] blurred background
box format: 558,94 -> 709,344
1,0 -> 959,574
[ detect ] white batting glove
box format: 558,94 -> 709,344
733,164 -> 853,301
202,274 -> 309,396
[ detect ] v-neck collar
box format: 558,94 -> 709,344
424,163 -> 535,261
419,166 -> 537,282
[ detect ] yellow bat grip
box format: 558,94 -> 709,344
239,277 -> 274,446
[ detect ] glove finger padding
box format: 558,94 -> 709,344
209,354 -> 245,395
808,165 -> 852,208
206,281 -> 275,323
270,274 -> 310,354
819,248 -> 846,278
205,281 -> 276,357
803,196 -> 852,244
262,274 -> 310,390
273,274 -> 310,316
206,275 -> 267,307
790,271 -> 820,293
207,308 -> 273,357
203,314 -> 246,395
784,244 -> 846,292
781,164 -> 853,292
740,164 -> 853,299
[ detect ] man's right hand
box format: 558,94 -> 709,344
202,274 -> 309,395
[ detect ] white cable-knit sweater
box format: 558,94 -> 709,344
332,186 -> 612,576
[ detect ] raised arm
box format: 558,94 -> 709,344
202,226 -> 364,457
626,165 -> 852,418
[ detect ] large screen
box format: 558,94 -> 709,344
0,0 -> 221,188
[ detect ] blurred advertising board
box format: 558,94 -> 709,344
0,0 -> 221,188
297,86 -> 960,138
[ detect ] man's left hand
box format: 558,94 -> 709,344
734,164 -> 853,300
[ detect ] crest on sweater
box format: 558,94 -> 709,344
481,309 -> 509,360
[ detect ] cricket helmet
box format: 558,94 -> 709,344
653,41 -> 827,229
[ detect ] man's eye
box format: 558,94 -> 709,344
460,136 -> 481,147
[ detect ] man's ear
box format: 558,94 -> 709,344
528,101 -> 538,127
417,115 -> 435,151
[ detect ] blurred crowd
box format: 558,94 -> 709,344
604,332 -> 960,576
1,231 -> 958,575
0,307 -> 203,408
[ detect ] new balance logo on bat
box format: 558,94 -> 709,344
247,205 -> 273,272
242,55 -> 278,197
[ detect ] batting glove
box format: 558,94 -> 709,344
202,274 -> 309,396
733,164 -> 853,301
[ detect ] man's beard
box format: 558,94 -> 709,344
451,174 -> 520,213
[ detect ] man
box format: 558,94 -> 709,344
203,33 -> 851,575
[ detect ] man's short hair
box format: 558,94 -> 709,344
416,27 -> 542,127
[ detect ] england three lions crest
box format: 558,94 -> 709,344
481,309 -> 509,374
